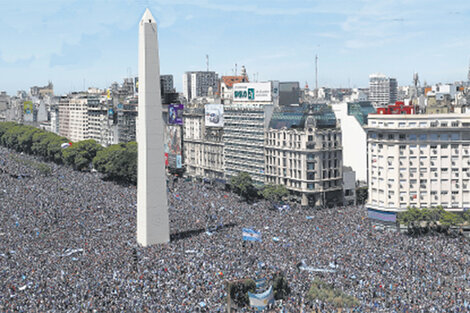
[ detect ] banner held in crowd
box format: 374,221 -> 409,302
248,285 -> 274,310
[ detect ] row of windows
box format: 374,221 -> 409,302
370,120 -> 462,128
370,132 -> 461,141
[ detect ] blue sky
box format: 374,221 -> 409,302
1,0 -> 470,95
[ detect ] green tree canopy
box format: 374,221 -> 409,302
356,187 -> 368,205
230,172 -> 254,200
260,184 -> 289,204
227,279 -> 256,308
62,139 -> 102,171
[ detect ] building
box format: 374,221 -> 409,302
343,166 -> 356,206
220,66 -> 249,104
365,114 -> 470,225
182,71 -> 218,101
59,93 -> 117,145
117,98 -> 138,143
376,101 -> 415,115
183,102 -> 224,181
58,95 -> 71,139
278,82 -> 300,106
67,95 -> 89,142
331,101 -> 375,182
369,73 -> 397,107
0,91 -> 9,111
265,103 -> 343,207
224,82 -> 276,184
30,82 -> 53,98
161,75 -> 175,94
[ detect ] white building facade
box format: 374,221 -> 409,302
366,114 -> 470,223
369,73 -> 397,107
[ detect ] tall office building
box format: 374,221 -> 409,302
182,71 -> 218,101
366,114 -> 470,225
369,73 -> 397,106
160,75 -> 174,94
223,82 -> 276,184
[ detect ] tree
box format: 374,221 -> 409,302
307,279 -> 358,309
260,184 -> 289,204
463,210 -> 470,223
356,187 -> 368,205
272,272 -> 290,300
62,139 -> 102,170
227,279 -> 256,308
439,211 -> 462,234
230,172 -> 254,200
17,126 -> 39,154
92,142 -> 137,184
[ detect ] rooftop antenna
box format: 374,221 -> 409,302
235,63 -> 237,76
315,54 -> 319,98
467,57 -> 470,82
206,54 -> 209,72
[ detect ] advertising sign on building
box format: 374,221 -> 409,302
23,101 -> 33,114
164,125 -> 182,168
205,104 -> 224,127
168,103 -> 184,125
233,82 -> 272,102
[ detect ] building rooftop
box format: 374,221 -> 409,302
347,101 -> 376,125
221,76 -> 248,88
269,103 -> 337,130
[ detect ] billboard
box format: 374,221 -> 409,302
23,101 -> 33,114
233,82 -> 272,102
205,104 -> 224,127
168,103 -> 184,125
164,125 -> 182,168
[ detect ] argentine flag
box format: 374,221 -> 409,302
248,286 -> 274,309
242,228 -> 262,242
255,277 -> 267,291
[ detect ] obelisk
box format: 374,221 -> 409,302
137,8 -> 169,246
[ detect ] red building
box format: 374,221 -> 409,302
376,101 -> 415,115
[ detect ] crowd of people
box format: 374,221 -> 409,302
1,146 -> 469,312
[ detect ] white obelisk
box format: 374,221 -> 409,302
137,9 -> 169,246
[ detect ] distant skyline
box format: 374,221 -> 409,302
1,0 -> 470,95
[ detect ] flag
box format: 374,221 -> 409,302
248,286 -> 274,310
242,228 -> 262,242
255,278 -> 267,291
61,142 -> 72,149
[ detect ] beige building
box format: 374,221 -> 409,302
183,103 -> 224,181
265,104 -> 343,207
366,114 -> 470,223
59,93 -> 116,145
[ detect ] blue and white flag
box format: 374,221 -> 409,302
255,278 -> 267,291
248,286 -> 274,310
242,228 -> 262,242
